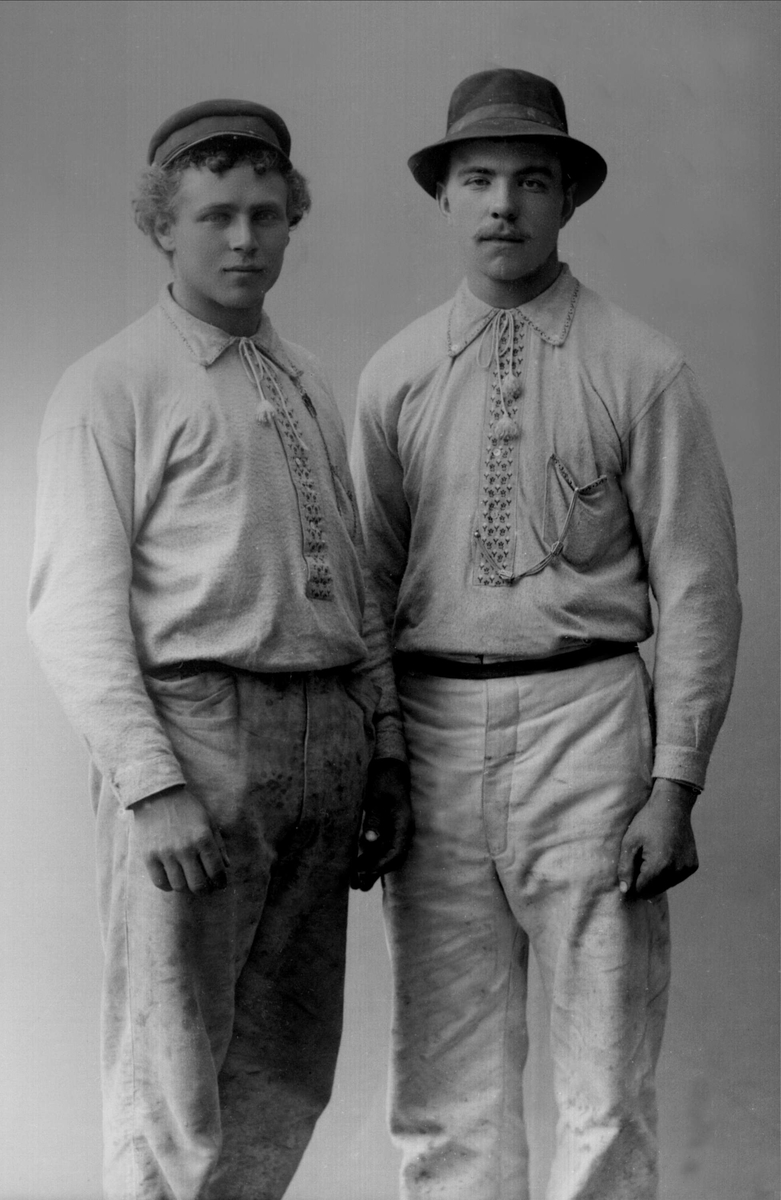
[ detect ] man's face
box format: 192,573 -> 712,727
156,162 -> 291,335
438,140 -> 575,307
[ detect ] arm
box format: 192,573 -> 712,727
349,367 -> 417,890
617,364 -> 741,896
349,581 -> 414,891
28,399 -> 226,893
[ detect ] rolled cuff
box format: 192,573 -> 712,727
108,753 -> 187,809
652,743 -> 708,793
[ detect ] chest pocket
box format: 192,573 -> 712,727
543,454 -> 625,569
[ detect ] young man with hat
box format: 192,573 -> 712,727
351,69 -> 740,1199
29,99 -> 411,1200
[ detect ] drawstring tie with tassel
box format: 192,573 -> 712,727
477,308 -> 523,442
238,338 -> 309,453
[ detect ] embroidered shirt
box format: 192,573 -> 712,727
351,266 -> 741,790
29,288 -> 405,807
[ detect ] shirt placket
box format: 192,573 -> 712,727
270,386 -> 333,601
239,338 -> 334,603
476,317 -> 525,586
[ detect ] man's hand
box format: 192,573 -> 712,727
351,759 -> 414,892
131,786 -> 230,895
617,777 -> 699,900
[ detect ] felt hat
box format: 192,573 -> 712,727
408,69 -> 606,206
148,99 -> 292,168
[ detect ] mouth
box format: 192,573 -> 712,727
479,234 -> 526,244
224,266 -> 265,274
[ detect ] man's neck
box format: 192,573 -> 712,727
467,255 -> 562,310
169,283 -> 263,338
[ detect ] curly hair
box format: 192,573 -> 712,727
132,137 -> 312,253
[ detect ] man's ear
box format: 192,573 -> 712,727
436,182 -> 451,220
155,219 -> 176,255
560,183 -> 577,230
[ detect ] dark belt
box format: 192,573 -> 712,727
394,641 -> 637,680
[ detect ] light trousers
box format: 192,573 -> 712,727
385,653 -> 670,1200
93,667 -> 373,1200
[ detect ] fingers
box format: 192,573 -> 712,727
143,832 -> 230,895
350,807 -> 415,892
134,788 -> 232,896
146,859 -> 174,891
634,851 -> 698,900
617,831 -> 641,897
350,861 -> 381,893
369,827 -> 413,877
350,826 -> 387,891
618,835 -> 699,900
197,832 -> 229,892
633,854 -> 668,899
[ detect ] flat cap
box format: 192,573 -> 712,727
148,99 -> 292,167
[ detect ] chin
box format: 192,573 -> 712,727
221,289 -> 267,309
488,267 -> 536,285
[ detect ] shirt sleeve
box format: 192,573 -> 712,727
28,399 -> 185,808
623,363 -> 741,790
356,572 -> 407,762
344,452 -> 407,763
350,367 -> 412,636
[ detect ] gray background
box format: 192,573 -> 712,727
0,2 -> 777,1198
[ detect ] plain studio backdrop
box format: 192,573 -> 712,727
0,2 -> 777,1198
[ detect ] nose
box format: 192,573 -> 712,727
229,216 -> 258,253
489,181 -> 519,221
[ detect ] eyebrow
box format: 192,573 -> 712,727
454,163 -> 556,180
193,200 -> 285,216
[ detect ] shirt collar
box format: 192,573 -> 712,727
158,285 -> 301,378
446,263 -> 580,358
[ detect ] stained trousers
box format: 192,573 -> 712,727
93,667 -> 373,1200
384,653 -> 670,1200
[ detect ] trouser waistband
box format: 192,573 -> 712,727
145,659 -> 356,682
394,641 -> 637,680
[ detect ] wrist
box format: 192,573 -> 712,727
653,776 -> 699,813
369,757 -> 409,777
131,784 -> 185,811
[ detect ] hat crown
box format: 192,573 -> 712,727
447,69 -> 568,136
148,99 -> 291,166
408,67 -> 606,206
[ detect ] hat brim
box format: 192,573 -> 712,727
159,130 -> 292,169
408,120 -> 606,206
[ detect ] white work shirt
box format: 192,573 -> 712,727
351,266 -> 741,790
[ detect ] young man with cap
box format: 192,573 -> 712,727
351,69 -> 741,1199
29,99 -> 411,1200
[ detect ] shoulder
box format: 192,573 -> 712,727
358,299 -> 451,404
572,283 -> 686,394
43,305 -> 174,435
565,282 -> 694,435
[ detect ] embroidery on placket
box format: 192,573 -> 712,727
239,339 -> 333,600
476,310 -> 524,586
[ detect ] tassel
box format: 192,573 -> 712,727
505,375 -> 523,401
495,415 -> 520,441
255,399 -> 277,426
